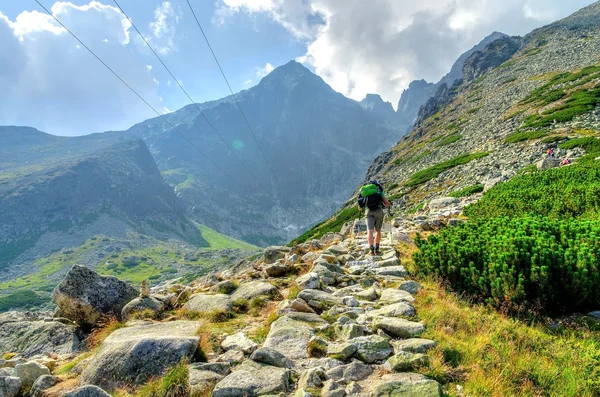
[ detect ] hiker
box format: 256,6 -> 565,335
547,148 -> 554,158
560,158 -> 572,166
357,180 -> 391,256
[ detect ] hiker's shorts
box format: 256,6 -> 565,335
366,208 -> 384,232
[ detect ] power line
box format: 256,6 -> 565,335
185,0 -> 277,182
112,0 -> 267,190
33,0 -> 251,191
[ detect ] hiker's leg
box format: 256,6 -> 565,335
368,229 -> 374,246
375,231 -> 382,245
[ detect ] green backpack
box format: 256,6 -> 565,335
360,183 -> 379,197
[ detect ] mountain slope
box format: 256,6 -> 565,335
394,32 -> 508,132
0,139 -> 205,280
366,1 -> 600,211
121,61 -> 403,246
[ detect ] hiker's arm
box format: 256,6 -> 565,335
383,197 -> 391,207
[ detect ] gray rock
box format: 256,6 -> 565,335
296,272 -> 321,290
231,281 -> 278,301
345,382 -> 362,395
322,379 -> 346,397
398,280 -> 423,294
0,377 -> 20,397
0,312 -> 82,358
374,373 -> 442,396
64,385 -> 112,397
342,296 -> 359,307
298,289 -> 342,310
264,263 -> 290,278
537,157 -> 560,170
428,197 -> 459,210
52,265 -> 139,327
375,257 -> 401,268
366,302 -> 416,318
14,362 -> 50,389
301,252 -> 320,263
373,317 -> 426,338
264,246 -> 291,263
189,369 -> 223,397
218,350 -> 245,364
189,362 -> 231,376
335,322 -> 365,340
250,347 -> 293,368
212,360 -> 291,397
263,316 -> 314,360
327,342 -> 358,361
121,296 -> 165,321
297,367 -> 327,389
391,338 -> 437,354
373,266 -> 407,277
588,311 -> 600,320
210,280 -> 238,294
183,294 -> 233,314
384,352 -> 428,372
324,245 -> 349,256
0,368 -> 15,377
29,374 -> 60,397
352,335 -> 393,363
343,361 -> 373,381
278,299 -> 316,314
80,321 -> 201,391
221,332 -> 258,354
286,311 -> 328,324
379,289 -> 415,304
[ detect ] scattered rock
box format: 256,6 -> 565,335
183,294 -> 233,314
327,341 -> 358,361
373,317 -> 426,338
321,379 -> 346,397
64,385 -> 112,397
297,367 -> 327,389
366,302 -> 416,318
231,281 -> 278,301
298,289 -> 342,311
391,338 -> 437,354
374,373 -> 442,397
264,246 -> 291,263
343,361 -> 373,381
264,262 -> 290,278
398,280 -> 423,294
379,289 -> 415,304
218,349 -> 245,364
29,375 -> 60,397
14,362 -> 51,389
373,266 -> 407,277
384,351 -> 429,372
263,315 -> 314,360
221,332 -> 258,354
0,377 -> 20,397
212,360 -> 291,397
189,369 -> 224,397
121,296 -> 165,321
352,335 -> 393,363
296,272 -> 321,290
250,347 -> 293,368
189,362 -> 231,376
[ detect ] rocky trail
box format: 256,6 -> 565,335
0,215 -> 451,397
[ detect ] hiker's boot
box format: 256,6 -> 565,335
370,245 -> 376,256
375,244 -> 381,256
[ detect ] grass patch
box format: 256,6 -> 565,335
55,352 -> 92,376
197,225 -> 259,251
438,134 -> 463,146
414,280 -> 600,396
406,152 -> 489,187
115,360 -> 189,397
287,285 -> 301,300
504,130 -> 548,143
0,290 -> 50,311
541,135 -> 568,144
87,316 -> 125,349
289,206 -> 361,246
448,185 -> 484,198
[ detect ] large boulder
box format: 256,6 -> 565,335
80,321 -> 201,391
537,157 -> 560,170
374,373 -> 442,396
52,265 -> 138,328
0,312 -> 82,357
231,281 -> 278,301
0,376 -> 20,397
212,360 -> 291,397
183,294 -> 233,314
64,385 -> 112,397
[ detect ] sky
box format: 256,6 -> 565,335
0,0 -> 596,136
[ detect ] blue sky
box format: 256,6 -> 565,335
0,0 -> 595,136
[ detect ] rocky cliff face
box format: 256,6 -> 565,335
393,32 -> 508,133
0,139 -> 204,279
359,1 -> 600,218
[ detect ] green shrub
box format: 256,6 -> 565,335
438,134 -> 462,146
523,87 -> 600,129
448,185 -> 484,198
232,298 -> 249,312
406,152 -> 489,187
414,216 -> 600,315
504,130 -> 548,143
0,290 -> 49,311
540,135 -> 568,144
125,360 -> 189,397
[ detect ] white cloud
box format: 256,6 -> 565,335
244,79 -> 253,86
255,62 -> 275,78
0,2 -> 163,136
148,1 -> 180,55
217,0 -> 596,107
